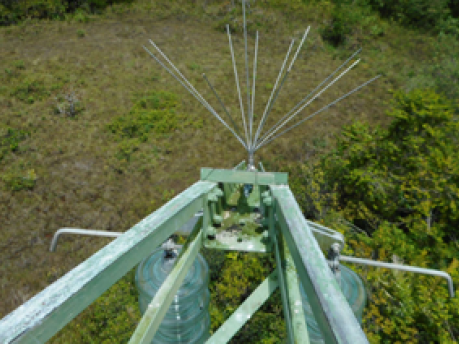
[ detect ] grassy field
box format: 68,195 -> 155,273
1,0 -> 458,342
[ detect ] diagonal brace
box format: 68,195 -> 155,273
129,220 -> 204,344
206,271 -> 279,344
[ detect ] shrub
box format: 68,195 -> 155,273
294,89 -> 459,342
0,126 -> 29,161
320,3 -> 358,46
107,91 -> 180,141
2,168 -> 37,191
366,0 -> 452,31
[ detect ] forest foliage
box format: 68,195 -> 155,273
1,0 -> 458,343
285,89 -> 459,343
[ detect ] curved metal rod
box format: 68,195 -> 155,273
340,255 -> 455,298
50,228 -> 122,252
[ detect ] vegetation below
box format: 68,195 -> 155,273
0,0 -> 458,343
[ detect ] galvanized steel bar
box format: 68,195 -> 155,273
205,271 -> 279,344
340,255 -> 455,298
49,228 -> 122,252
270,185 -> 369,344
0,181 -> 217,344
128,222 -> 204,344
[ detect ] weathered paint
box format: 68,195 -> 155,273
0,181 -> 217,344
278,231 -> 309,343
270,185 -> 369,344
129,222 -> 204,344
200,168 -> 288,185
206,271 -> 279,344
266,196 -> 295,344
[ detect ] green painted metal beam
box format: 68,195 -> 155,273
0,181 -> 217,344
270,185 -> 369,344
206,271 -> 279,344
266,195 -> 295,344
201,168 -> 288,185
278,229 -> 309,343
129,221 -> 204,344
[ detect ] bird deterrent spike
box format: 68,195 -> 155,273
253,27 -> 311,151
250,30 -> 259,154
256,58 -> 361,148
255,75 -> 381,151
258,48 -> 362,144
202,73 -> 246,145
242,0 -> 252,151
252,39 -> 295,148
227,24 -> 250,148
143,46 -> 248,150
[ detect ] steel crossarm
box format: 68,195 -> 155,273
0,180 -> 217,344
270,185 -> 369,344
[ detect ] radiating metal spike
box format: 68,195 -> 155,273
143,46 -> 248,150
256,58 -> 361,148
259,48 -> 362,143
227,24 -> 250,148
255,75 -> 381,151
243,0 -> 252,150
202,73 -> 246,145
252,39 -> 295,147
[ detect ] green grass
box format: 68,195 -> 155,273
0,0 -> 458,342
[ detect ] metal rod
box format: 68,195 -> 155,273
143,46 -> 248,150
255,58 -> 361,149
243,0 -> 251,150
259,48 -> 362,143
50,228 -> 122,252
287,27 -> 310,73
340,255 -> 455,298
255,75 -> 380,150
227,24 -> 250,148
251,30 -> 259,150
202,73 -> 245,142
252,39 -> 295,147
147,40 -> 248,149
252,28 -> 310,148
